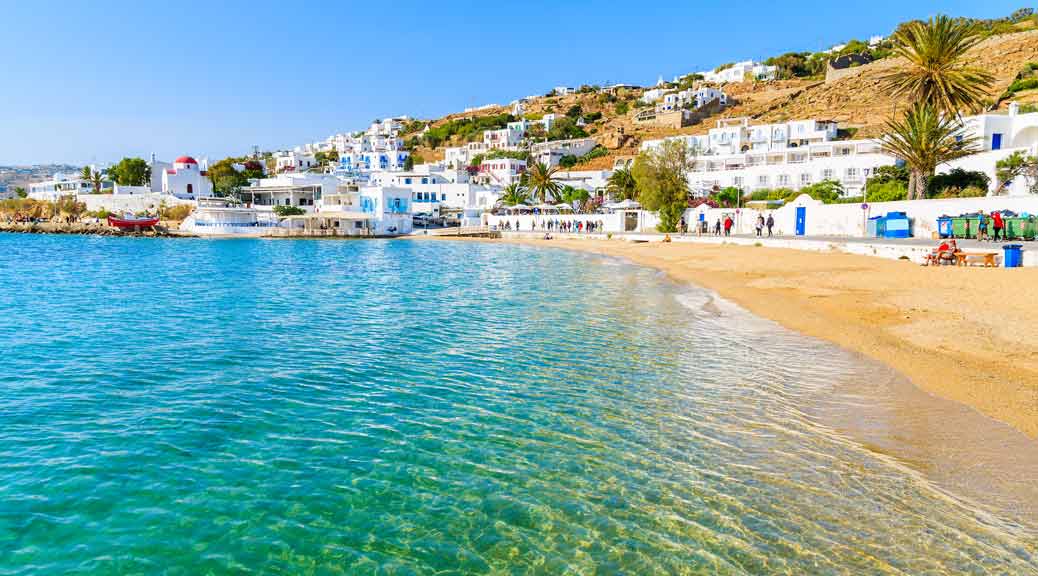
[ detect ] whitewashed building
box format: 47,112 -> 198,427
29,174 -> 112,200
475,157 -> 526,186
941,103 -> 1038,196
699,60 -> 777,83
658,87 -> 727,112
530,138 -> 598,167
162,156 -> 212,200
275,151 -> 317,173
642,118 -> 894,197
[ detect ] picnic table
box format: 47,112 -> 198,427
954,252 -> 999,267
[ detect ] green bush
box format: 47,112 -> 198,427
926,168 -> 990,197
865,180 -> 908,202
273,205 -> 306,217
614,101 -> 630,115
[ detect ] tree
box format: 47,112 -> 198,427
712,186 -> 740,207
14,187 -> 26,198
80,166 -> 92,180
403,155 -> 415,171
865,165 -> 909,201
927,168 -> 989,197
879,102 -> 978,199
207,157 -> 250,197
881,15 -> 995,114
559,185 -> 589,206
798,180 -> 845,202
526,161 -> 562,203
995,150 -> 1038,194
498,183 -> 530,206
632,139 -> 693,232
108,157 -> 151,186
605,167 -> 637,201
273,205 -> 306,217
91,170 -> 104,194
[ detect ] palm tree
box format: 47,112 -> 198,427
498,183 -> 530,206
879,102 -> 978,199
882,15 -> 994,114
606,167 -> 637,201
525,161 -> 562,203
90,170 -> 103,194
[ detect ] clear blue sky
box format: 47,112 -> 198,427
0,0 -> 1024,165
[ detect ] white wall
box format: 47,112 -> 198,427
79,193 -> 194,214
689,195 -> 1038,237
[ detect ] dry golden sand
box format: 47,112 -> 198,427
472,237 -> 1038,440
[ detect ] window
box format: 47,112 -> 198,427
800,173 -> 811,185
421,178 -> 428,184
822,169 -> 834,180
757,175 -> 768,186
733,176 -> 743,187
404,178 -> 412,185
441,193 -> 447,201
778,174 -> 790,186
186,183 -> 193,196
845,168 -> 859,179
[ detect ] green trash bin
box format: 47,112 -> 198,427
952,216 -> 977,239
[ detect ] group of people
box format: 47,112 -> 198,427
697,213 -> 776,238
971,211 -> 1008,242
500,219 -> 605,233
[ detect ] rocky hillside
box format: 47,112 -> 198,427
411,26 -> 1038,169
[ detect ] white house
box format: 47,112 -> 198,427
658,87 -> 727,112
162,156 -> 212,200
940,103 -> 1038,195
240,173 -> 340,212
476,158 -> 526,186
29,174 -> 113,200
357,185 -> 413,235
275,151 -> 317,173
530,138 -> 598,167
642,118 -> 893,197
699,60 -> 777,83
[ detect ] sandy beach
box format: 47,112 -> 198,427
482,236 -> 1038,441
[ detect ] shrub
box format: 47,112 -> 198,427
614,101 -> 630,115
926,168 -> 990,197
865,180 -> 908,202
273,205 -> 306,217
160,204 -> 194,221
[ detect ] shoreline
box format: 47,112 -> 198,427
442,235 -> 1038,441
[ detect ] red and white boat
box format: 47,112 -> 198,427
107,214 -> 160,229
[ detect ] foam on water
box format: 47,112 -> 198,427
0,234 -> 1035,574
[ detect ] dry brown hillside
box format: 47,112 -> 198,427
413,28 -> 1038,168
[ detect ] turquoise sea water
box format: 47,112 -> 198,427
0,233 -> 1035,575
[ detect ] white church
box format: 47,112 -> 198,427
161,156 -> 212,199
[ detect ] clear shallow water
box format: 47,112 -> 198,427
0,233 -> 1035,575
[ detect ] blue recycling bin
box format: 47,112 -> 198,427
1003,244 -> 1023,268
937,217 -> 953,238
882,212 -> 911,238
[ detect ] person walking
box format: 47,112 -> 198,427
991,211 -> 1004,242
976,213 -> 987,241
714,218 -> 721,236
766,213 -> 775,237
723,215 -> 733,237
755,214 -> 764,237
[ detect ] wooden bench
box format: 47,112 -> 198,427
954,252 -> 998,267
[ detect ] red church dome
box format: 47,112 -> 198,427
174,156 -> 198,165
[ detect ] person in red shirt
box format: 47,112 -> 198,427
723,215 -> 734,237
991,211 -> 1004,242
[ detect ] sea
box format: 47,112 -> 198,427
0,233 -> 1034,574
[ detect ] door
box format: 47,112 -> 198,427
795,206 -> 806,236
992,133 -> 1002,150
624,211 -> 638,232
